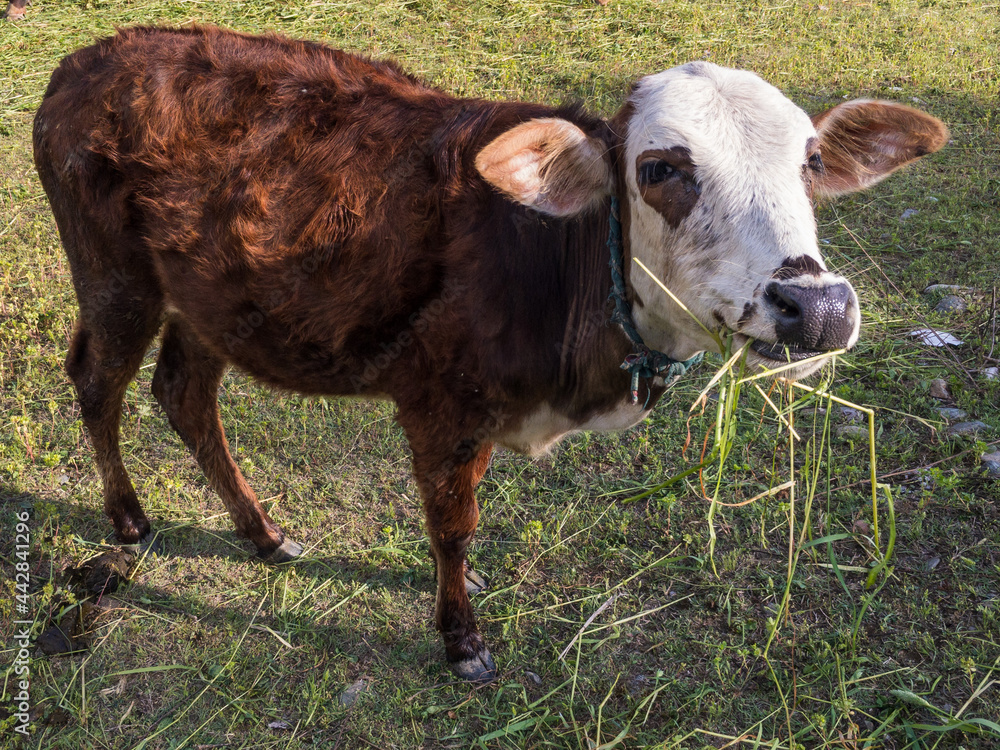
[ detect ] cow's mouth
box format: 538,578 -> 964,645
749,339 -> 825,362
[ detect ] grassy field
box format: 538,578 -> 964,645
2,1 -> 999,748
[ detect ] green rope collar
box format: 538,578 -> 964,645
607,196 -> 703,405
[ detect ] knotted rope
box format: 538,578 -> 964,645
607,196 -> 703,405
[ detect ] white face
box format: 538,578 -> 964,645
476,61 -> 946,381
624,62 -> 858,376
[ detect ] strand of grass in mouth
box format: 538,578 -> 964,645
632,257 -> 723,350
784,379 -> 881,548
735,349 -> 846,383
633,256 -> 846,382
627,260 -> 887,568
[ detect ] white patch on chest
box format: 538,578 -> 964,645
498,400 -> 652,456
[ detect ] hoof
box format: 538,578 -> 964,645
450,648 -> 497,684
122,531 -> 162,557
262,538 -> 303,563
464,563 -> 489,597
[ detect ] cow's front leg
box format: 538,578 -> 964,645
413,440 -> 496,682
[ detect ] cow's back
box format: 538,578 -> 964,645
34,27 -> 470,391
34,25 -> 620,407
35,25 -> 442,251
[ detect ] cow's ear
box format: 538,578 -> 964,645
475,118 -> 613,217
811,100 -> 948,198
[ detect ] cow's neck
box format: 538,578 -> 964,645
605,196 -> 704,404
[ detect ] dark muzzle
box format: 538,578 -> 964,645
763,279 -> 856,352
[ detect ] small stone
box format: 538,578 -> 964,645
935,407 -> 968,421
525,670 -> 543,685
836,425 -> 867,441
983,367 -> 999,381
928,379 -> 950,400
838,406 -> 863,423
923,284 -> 969,295
268,720 -> 293,731
36,626 -> 78,656
924,556 -> 940,571
338,679 -> 368,707
934,295 -> 967,314
982,451 -> 1000,478
900,208 -> 919,220
627,674 -> 650,695
58,474 -> 70,485
946,421 -> 990,437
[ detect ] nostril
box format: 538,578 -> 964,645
767,279 -> 857,351
765,283 -> 801,321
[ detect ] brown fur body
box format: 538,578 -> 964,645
34,26 -> 652,679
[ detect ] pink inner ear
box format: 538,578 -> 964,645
874,130 -> 918,158
475,118 -> 613,217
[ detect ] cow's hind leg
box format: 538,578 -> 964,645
411,437 -> 496,683
66,308 -> 163,547
152,319 -> 301,562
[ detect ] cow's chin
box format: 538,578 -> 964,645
730,334 -> 838,380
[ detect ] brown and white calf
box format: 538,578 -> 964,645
34,26 -> 947,682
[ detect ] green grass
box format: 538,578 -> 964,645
2,1 -> 999,748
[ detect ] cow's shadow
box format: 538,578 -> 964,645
2,487 -> 466,744
2,483 -> 432,581
1,484 -> 448,658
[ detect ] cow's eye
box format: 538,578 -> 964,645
807,152 -> 824,173
638,160 -> 676,185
